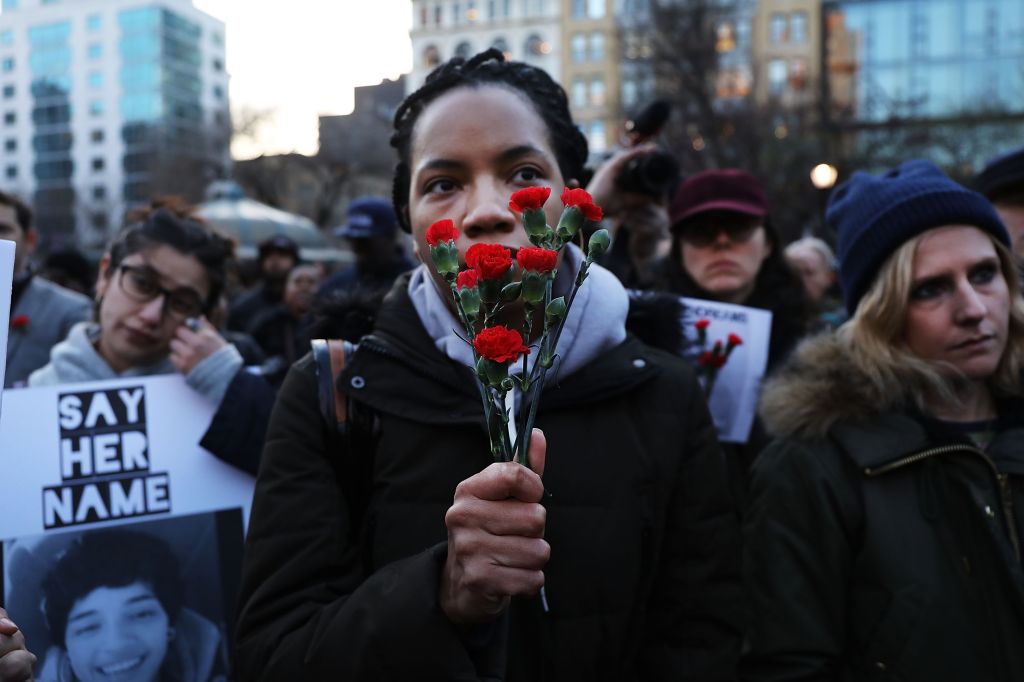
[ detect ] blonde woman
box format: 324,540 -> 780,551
741,160 -> 1024,682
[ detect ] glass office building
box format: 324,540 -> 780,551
0,0 -> 228,247
825,0 -> 1024,121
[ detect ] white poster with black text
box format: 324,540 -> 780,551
0,374 -> 255,682
680,296 -> 772,444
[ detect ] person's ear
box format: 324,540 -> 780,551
94,254 -> 112,300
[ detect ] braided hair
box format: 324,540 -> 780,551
391,48 -> 589,232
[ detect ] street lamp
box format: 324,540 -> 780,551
809,163 -> 839,235
810,163 -> 838,190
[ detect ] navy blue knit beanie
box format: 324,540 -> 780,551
827,159 -> 1009,315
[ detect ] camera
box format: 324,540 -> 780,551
615,100 -> 680,198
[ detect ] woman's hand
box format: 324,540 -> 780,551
440,429 -> 549,624
169,316 -> 227,375
0,608 -> 35,682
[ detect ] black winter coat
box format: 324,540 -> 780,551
742,334 -> 1024,682
234,280 -> 742,681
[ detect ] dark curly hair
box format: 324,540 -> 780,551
105,196 -> 235,312
42,529 -> 184,649
390,48 -> 589,233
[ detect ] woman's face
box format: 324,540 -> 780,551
94,245 -> 210,373
679,211 -> 772,304
406,84 -> 567,290
903,225 -> 1011,383
64,581 -> 170,682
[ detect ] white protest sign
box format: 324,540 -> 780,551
0,374 -> 255,537
681,297 -> 772,444
0,374 -> 255,680
0,240 -> 13,403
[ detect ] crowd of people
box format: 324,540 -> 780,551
3,48 -> 1024,681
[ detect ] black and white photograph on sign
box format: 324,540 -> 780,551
1,509 -> 243,682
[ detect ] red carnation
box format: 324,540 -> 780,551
509,187 -> 551,213
560,187 -> 603,221
516,247 -> 557,272
456,269 -> 479,290
697,351 -> 714,367
466,243 -> 512,280
10,314 -> 29,330
425,219 -> 459,247
728,333 -> 743,347
474,325 -> 530,364
695,319 -> 710,331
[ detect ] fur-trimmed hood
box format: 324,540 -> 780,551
759,331 -> 907,440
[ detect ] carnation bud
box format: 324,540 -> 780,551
500,377 -> 515,392
545,296 -> 566,325
556,206 -> 583,239
587,229 -> 611,259
429,242 -> 460,280
459,285 -> 481,319
521,270 -> 548,304
500,281 -> 522,302
480,357 -> 510,387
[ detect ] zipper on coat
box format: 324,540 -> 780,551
864,444 -> 1021,564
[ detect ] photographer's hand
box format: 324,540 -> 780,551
0,609 -> 36,682
585,145 -> 657,217
440,429 -> 549,623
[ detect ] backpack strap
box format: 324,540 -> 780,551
312,338 -> 354,433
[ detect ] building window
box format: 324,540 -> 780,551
791,11 -> 807,44
589,31 -> 604,60
454,41 -> 472,59
420,2 -> 428,27
466,0 -> 479,21
434,3 -> 442,24
91,129 -> 104,142
2,85 -> 13,98
5,165 -> 15,179
487,0 -> 496,20
452,2 -> 462,24
767,59 -> 787,95
2,0 -> 17,10
571,33 -> 586,62
572,0 -> 585,19
88,71 -> 103,89
3,111 -> 14,125
86,14 -> 101,31
92,186 -> 106,200
4,138 -> 14,151
92,157 -> 105,172
89,99 -> 104,116
587,0 -> 604,19
589,120 -> 606,153
0,31 -> 12,46
621,79 -> 638,108
213,85 -> 224,99
211,31 -> 224,46
2,58 -> 14,73
590,76 -> 605,106
770,13 -> 788,45
525,34 -> 549,56
91,212 -> 108,230
88,43 -> 102,58
212,58 -> 223,71
571,77 -> 586,107
491,37 -> 510,58
423,44 -> 441,68
788,58 -> 807,90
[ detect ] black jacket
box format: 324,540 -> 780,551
235,279 -> 742,681
742,334 -> 1024,681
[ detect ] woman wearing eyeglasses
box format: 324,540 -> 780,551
27,199 -> 272,475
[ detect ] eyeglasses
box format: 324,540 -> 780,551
117,265 -> 205,319
680,219 -> 762,248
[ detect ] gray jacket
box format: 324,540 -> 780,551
5,276 -> 92,388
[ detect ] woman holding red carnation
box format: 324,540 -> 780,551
236,49 -> 741,682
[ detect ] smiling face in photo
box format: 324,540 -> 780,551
903,225 -> 1011,383
64,581 -> 170,682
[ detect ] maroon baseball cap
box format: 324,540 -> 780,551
669,169 -> 769,228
